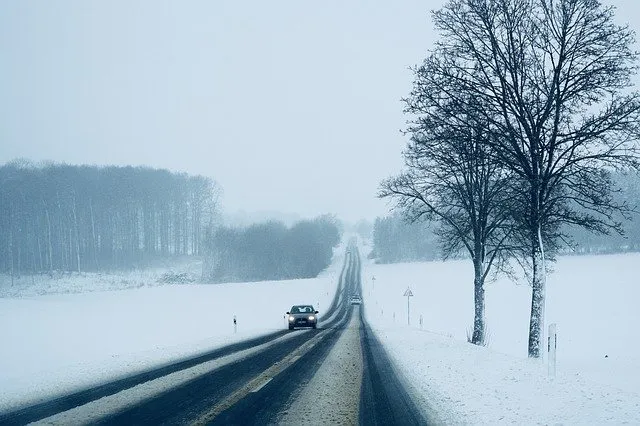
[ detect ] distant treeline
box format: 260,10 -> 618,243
0,161 -> 219,275
371,214 -> 438,263
566,172 -> 640,254
203,215 -> 341,283
373,173 -> 640,263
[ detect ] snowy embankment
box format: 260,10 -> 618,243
361,242 -> 640,424
0,257 -> 204,298
0,246 -> 345,413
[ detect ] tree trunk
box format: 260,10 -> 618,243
9,205 -> 14,286
69,227 -> 74,272
527,224 -> 546,358
471,257 -> 486,345
43,200 -> 53,273
174,205 -> 181,255
90,199 -> 99,270
37,234 -> 43,271
16,215 -> 21,278
72,196 -> 81,272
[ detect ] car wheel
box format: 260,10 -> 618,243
312,324 -> 317,329
288,325 -> 294,330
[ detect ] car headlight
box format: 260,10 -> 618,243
289,316 -> 295,321
308,316 -> 316,321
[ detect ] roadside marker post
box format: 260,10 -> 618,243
404,287 -> 414,326
548,323 -> 557,377
233,315 -> 237,334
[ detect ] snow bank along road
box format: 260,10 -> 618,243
0,241 -> 429,425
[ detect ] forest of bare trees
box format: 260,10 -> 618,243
0,161 -> 219,277
202,215 -> 341,283
371,214 -> 438,263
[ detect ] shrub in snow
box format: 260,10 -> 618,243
158,272 -> 195,284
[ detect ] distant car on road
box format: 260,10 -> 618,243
350,294 -> 362,305
286,305 -> 319,330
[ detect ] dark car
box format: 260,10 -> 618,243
286,305 -> 319,330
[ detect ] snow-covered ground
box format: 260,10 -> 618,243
0,256 -> 203,298
0,247 -> 344,413
1,240 -> 639,423
360,241 -> 640,424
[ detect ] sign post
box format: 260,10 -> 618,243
403,287 -> 414,326
548,323 -> 557,377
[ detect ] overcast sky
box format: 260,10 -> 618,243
0,1 -> 637,223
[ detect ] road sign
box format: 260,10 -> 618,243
404,287 -> 413,325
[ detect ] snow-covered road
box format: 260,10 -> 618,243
1,240 -> 639,424
277,309 -> 363,425
2,242 -> 428,425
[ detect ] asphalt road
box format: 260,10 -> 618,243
2,241 -> 429,425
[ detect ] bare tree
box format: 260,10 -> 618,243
381,95 -> 515,346
415,0 -> 640,357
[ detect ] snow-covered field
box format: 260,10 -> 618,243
0,249 -> 343,413
1,240 -> 639,423
360,242 -> 640,424
0,256 -> 204,298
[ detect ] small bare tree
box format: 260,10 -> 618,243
381,95 -> 515,346
415,0 -> 640,357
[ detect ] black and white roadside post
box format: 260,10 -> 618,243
419,314 -> 423,330
233,315 -> 237,334
404,287 -> 414,326
548,323 -> 557,377
372,276 -> 376,290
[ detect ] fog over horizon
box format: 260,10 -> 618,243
2,2 -> 640,423
1,0 -> 637,223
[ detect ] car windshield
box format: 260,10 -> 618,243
291,306 -> 314,314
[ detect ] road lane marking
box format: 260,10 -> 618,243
192,328 -> 335,425
277,307 -> 363,425
30,331 -> 308,425
250,377 -> 273,393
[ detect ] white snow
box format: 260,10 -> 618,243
33,331 -> 307,425
360,241 -> 640,424
0,250 -> 343,413
278,307 -> 363,425
1,241 -> 639,424
0,256 -> 203,298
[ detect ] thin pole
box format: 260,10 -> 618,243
407,295 -> 410,325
